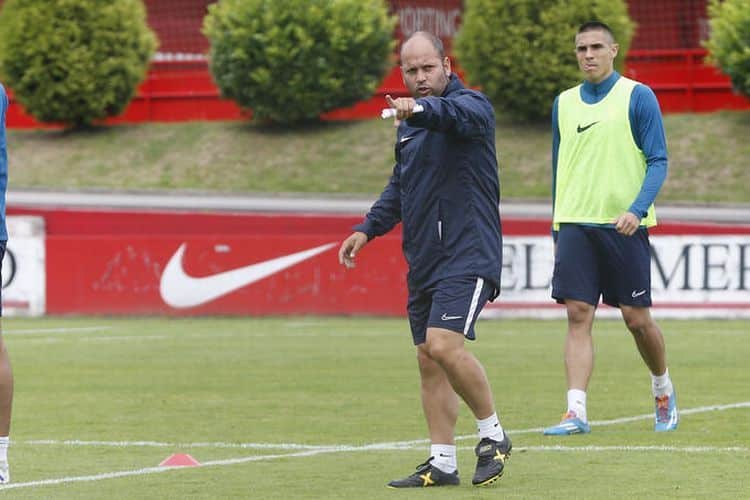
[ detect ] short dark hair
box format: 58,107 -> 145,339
577,21 -> 616,42
401,31 -> 445,59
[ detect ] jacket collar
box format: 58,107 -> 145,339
441,73 -> 464,97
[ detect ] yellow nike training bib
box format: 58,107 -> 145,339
554,77 -> 656,228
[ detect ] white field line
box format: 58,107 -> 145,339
0,449 -> 336,491
4,326 -> 113,335
22,439 -> 335,450
2,401 -> 748,491
17,401 -> 750,451
81,336 -> 168,342
3,443 -> 748,492
494,401 -> 750,437
10,335 -> 168,346
514,445 -> 750,453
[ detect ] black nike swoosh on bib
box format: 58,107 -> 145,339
577,121 -> 599,133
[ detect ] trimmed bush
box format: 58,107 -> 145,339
454,0 -> 634,122
705,0 -> 750,99
0,0 -> 157,128
203,0 -> 396,125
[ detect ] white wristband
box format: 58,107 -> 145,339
380,104 -> 424,119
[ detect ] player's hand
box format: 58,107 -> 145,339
385,94 -> 417,124
614,212 -> 641,236
338,232 -> 368,269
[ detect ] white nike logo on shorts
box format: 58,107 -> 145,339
441,313 -> 463,321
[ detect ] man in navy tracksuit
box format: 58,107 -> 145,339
338,31 -> 511,488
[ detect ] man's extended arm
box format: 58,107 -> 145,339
406,92 -> 494,138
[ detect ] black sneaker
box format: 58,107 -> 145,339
472,432 -> 512,486
387,457 -> 460,488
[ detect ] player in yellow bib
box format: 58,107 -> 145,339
544,21 -> 678,436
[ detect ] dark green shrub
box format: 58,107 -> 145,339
203,0 -> 396,125
705,0 -> 750,98
454,0 -> 634,122
0,0 -> 157,128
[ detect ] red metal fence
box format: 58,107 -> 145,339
3,0 -> 748,127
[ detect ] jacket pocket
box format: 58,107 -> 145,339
432,199 -> 455,259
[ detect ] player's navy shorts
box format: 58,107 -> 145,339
0,240 -> 5,317
407,276 -> 497,345
552,224 -> 652,308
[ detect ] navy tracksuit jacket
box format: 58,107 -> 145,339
354,74 -> 503,295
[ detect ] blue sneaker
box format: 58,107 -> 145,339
654,392 -> 679,432
0,460 -> 9,484
543,411 -> 591,435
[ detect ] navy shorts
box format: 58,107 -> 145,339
407,276 -> 496,345
552,224 -> 652,308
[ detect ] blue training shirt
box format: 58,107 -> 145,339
551,71 -> 668,227
0,84 -> 7,241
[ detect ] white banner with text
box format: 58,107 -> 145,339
486,235 -> 750,318
3,216 -> 46,317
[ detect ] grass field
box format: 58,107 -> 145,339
9,110 -> 750,203
0,316 -> 747,498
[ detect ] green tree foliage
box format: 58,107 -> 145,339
203,0 -> 396,125
705,0 -> 750,99
454,0 -> 633,122
0,0 -> 157,128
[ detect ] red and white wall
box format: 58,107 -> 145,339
4,207 -> 750,318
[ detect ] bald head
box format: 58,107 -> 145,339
399,31 -> 451,98
401,31 -> 445,61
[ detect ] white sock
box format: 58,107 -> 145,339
567,389 -> 587,423
430,444 -> 457,473
476,412 -> 505,442
651,368 -> 673,397
0,436 -> 8,463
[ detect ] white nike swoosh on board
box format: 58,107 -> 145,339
160,242 -> 336,308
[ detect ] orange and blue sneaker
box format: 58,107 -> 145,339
387,457 -> 460,488
654,391 -> 679,432
0,460 -> 8,484
543,411 -> 591,435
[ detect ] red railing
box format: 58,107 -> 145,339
625,49 -> 749,113
5,0 -> 749,128
8,50 -> 748,129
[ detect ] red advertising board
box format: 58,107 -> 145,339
46,234 -> 406,316
7,206 -> 750,317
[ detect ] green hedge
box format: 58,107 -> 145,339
203,0 -> 396,125
705,0 -> 750,99
454,0 -> 633,122
0,0 -> 157,128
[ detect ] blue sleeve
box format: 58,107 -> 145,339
0,85 -> 7,239
406,91 -> 494,139
551,95 -> 560,241
0,87 -> 7,195
628,84 -> 668,218
353,162 -> 402,239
